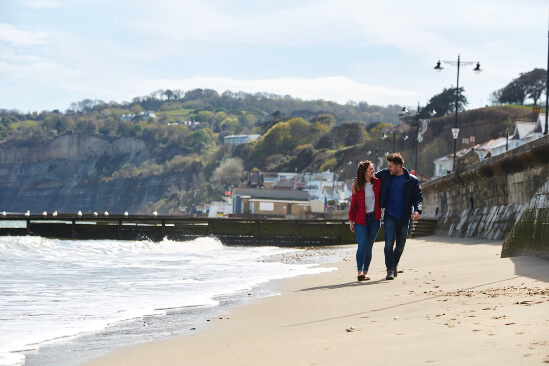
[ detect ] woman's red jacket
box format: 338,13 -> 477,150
348,177 -> 382,224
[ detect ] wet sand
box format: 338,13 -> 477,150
82,236 -> 549,365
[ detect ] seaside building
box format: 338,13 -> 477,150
230,170 -> 351,216
231,188 -> 310,218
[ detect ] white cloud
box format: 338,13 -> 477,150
0,23 -> 49,46
135,76 -> 416,105
126,0 -> 546,52
2,0 -> 547,111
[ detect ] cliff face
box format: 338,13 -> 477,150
0,134 -> 185,214
0,134 -> 147,164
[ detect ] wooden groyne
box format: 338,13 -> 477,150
0,214 -> 372,246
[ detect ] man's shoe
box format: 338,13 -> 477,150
386,270 -> 395,280
394,266 -> 398,277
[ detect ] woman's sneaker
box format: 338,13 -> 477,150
386,270 -> 395,280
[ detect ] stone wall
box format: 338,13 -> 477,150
421,134 -> 549,258
501,179 -> 549,259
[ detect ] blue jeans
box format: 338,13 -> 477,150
355,213 -> 381,273
383,214 -> 410,271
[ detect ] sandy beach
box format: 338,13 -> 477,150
82,236 -> 549,366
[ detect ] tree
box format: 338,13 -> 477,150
310,113 -> 335,127
519,68 -> 546,106
190,129 -> 213,147
489,89 -> 502,105
164,89 -> 174,100
424,87 -> 468,116
212,158 -> 244,187
498,81 -> 527,105
493,68 -> 546,105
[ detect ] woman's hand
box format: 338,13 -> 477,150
349,221 -> 355,233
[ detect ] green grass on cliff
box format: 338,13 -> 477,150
11,120 -> 38,130
156,109 -> 193,119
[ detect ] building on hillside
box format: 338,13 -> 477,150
241,171 -> 265,188
231,188 -> 310,218
433,113 -> 547,178
139,111 -> 156,119
224,134 -> 260,145
432,148 -> 470,178
518,113 -> 545,144
262,172 -> 298,189
120,114 -> 135,121
120,111 -> 156,122
474,137 -> 508,160
236,170 -> 351,212
321,182 -> 351,206
255,170 -> 350,200
509,121 -> 536,149
302,170 -> 351,201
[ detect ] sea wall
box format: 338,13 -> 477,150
421,134 -> 549,258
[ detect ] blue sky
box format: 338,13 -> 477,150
1,0 -> 548,112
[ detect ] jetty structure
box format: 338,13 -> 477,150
0,213 -> 368,246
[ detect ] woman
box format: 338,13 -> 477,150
348,160 -> 382,281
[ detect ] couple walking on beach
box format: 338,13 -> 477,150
348,153 -> 423,281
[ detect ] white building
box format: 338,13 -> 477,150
224,134 -> 261,145
303,171 -> 351,202
475,137 -> 508,160
139,111 -> 156,120
207,200 -> 233,217
432,113 -> 547,178
432,149 -> 469,178
246,170 -> 351,203
120,114 -> 135,121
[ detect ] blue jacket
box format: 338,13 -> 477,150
375,168 -> 423,220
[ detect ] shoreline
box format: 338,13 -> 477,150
82,237 -> 549,365
19,244 -> 353,366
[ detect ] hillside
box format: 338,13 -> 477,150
0,90 -> 537,214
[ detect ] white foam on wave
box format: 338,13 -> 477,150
0,235 -> 335,366
0,353 -> 25,366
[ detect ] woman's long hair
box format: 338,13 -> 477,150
352,160 -> 374,194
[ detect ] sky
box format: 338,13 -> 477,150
1,0 -> 548,113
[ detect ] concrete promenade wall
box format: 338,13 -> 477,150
421,134 -> 549,259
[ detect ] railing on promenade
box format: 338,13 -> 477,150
0,214 -> 381,247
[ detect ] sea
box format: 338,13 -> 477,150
0,233 -> 352,366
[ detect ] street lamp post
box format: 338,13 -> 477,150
381,125 -> 409,153
545,28 -> 548,135
434,55 -> 482,172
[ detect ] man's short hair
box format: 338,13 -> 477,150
387,153 -> 404,166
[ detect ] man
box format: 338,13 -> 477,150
375,153 -> 422,280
